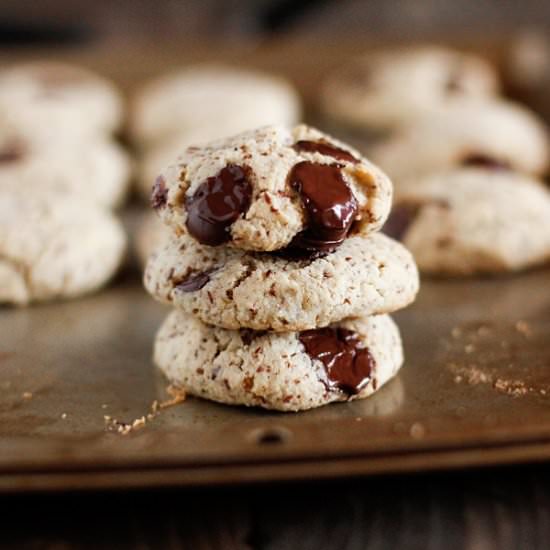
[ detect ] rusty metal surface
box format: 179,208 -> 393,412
2,267 -> 550,492
1,39 -> 550,492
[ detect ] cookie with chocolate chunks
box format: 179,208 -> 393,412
154,309 -> 403,412
144,231 -> 419,331
390,167 -> 550,275
153,125 -> 393,253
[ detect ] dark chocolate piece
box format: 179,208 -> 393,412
185,164 -> 252,246
174,269 -> 216,292
461,154 -> 511,171
289,161 -> 358,253
299,327 -> 375,395
293,140 -> 359,163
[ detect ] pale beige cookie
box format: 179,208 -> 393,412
131,64 -> 301,147
0,61 -> 124,143
154,310 -> 403,412
0,137 -> 131,208
370,99 -> 550,183
0,190 -> 126,305
383,167 -> 550,275
321,46 -> 498,130
144,231 -> 419,331
154,124 -> 393,253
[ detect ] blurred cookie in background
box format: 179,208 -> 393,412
0,61 -> 124,144
135,211 -> 169,268
130,64 -> 302,149
320,46 -> 499,132
369,99 -> 550,186
0,136 -> 131,209
0,189 -> 126,305
383,167 -> 550,276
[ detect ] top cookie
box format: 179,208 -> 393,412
131,64 -> 301,147
0,61 -> 124,144
153,125 -> 393,253
370,99 -> 550,183
321,46 -> 499,130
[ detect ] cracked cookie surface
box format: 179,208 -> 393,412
154,310 -> 403,411
383,167 -> 550,275
154,124 -> 393,253
0,189 -> 126,305
144,231 -> 419,331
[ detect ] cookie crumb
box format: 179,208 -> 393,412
159,384 -> 187,409
515,320 -> 532,338
22,391 -> 32,400
61,413 -> 67,419
410,422 -> 426,439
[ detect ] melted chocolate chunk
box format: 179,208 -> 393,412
289,161 -> 358,253
461,154 -> 511,171
175,269 -> 216,292
293,140 -> 359,163
185,164 -> 252,246
151,176 -> 168,209
0,146 -> 23,164
299,327 -> 375,395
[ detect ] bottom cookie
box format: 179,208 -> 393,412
154,310 -> 403,412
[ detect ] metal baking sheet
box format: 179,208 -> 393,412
1,39 -> 550,492
2,267 -> 550,492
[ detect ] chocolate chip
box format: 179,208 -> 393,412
288,161 -> 358,253
240,329 -> 267,346
382,200 -> 450,242
299,327 -> 375,395
151,176 -> 168,209
0,144 -> 24,164
461,154 -> 511,171
174,269 -> 216,292
293,140 -> 359,163
382,202 -> 422,242
185,164 -> 252,246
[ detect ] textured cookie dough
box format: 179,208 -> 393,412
370,99 -> 550,184
321,46 -> 499,130
384,167 -> 550,275
0,61 -> 124,143
0,138 -> 131,208
155,310 -> 403,412
0,190 -> 127,305
155,124 -> 393,252
131,64 -> 301,147
144,231 -> 419,331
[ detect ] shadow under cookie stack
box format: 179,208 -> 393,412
144,125 -> 419,412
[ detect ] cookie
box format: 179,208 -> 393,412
137,126 -> 235,200
383,167 -> 550,275
154,309 -> 403,412
131,64 -> 301,147
0,190 -> 126,305
154,124 -> 393,253
321,46 -> 498,130
370,99 -> 550,184
144,231 -> 419,331
0,138 -> 131,209
0,61 -> 124,143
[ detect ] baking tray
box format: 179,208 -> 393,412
2,267 -> 550,492
1,39 -> 550,492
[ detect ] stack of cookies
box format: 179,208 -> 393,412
144,125 -> 419,412
321,45 -> 550,276
0,62 -> 128,305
